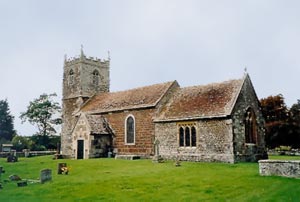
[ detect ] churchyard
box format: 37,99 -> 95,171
0,155 -> 300,202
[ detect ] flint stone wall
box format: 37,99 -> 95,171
259,160 -> 300,178
231,76 -> 266,162
155,119 -> 234,163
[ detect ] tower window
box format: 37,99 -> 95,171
92,70 -> 99,86
68,69 -> 74,85
125,115 -> 135,145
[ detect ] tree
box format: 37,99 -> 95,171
0,99 -> 15,142
12,135 -> 30,151
290,100 -> 300,125
20,93 -> 61,140
260,94 -> 289,148
260,94 -> 288,123
261,96 -> 300,148
288,100 -> 300,148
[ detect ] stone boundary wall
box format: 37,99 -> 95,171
259,160 -> 300,178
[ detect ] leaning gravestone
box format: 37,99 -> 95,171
40,169 -> 52,184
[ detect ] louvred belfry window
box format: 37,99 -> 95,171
68,69 -> 74,85
92,70 -> 99,86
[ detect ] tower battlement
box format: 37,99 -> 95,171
64,54 -> 110,67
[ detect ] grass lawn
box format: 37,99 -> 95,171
0,155 -> 300,202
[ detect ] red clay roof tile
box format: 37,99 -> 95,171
81,81 -> 176,113
156,78 -> 244,121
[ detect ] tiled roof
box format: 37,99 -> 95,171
85,114 -> 111,134
81,81 -> 176,113
155,78 -> 244,121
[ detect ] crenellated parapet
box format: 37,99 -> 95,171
64,54 -> 110,67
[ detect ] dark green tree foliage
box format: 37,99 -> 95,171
290,100 -> 300,125
0,99 -> 15,142
260,95 -> 300,148
20,93 -> 61,147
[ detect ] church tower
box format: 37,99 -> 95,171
61,48 -> 110,157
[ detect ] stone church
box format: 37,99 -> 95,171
61,50 -> 267,163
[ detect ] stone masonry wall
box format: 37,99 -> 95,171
61,98 -> 80,157
71,115 -> 91,159
231,75 -> 267,162
155,119 -> 234,163
102,108 -> 156,157
61,54 -> 110,157
259,160 -> 300,178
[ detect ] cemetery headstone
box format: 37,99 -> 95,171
7,154 -> 18,163
40,169 -> 52,184
174,149 -> 181,167
152,139 -> 164,163
0,166 -> 4,175
9,175 -> 21,181
17,181 -> 27,187
0,166 -> 4,183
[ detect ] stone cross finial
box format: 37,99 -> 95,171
244,66 -> 248,74
108,50 -> 111,60
80,44 -> 84,57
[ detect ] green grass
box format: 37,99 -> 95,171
0,156 -> 300,202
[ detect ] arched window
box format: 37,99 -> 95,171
178,125 -> 197,147
125,115 -> 135,144
179,127 -> 184,147
185,127 -> 191,146
68,69 -> 74,85
245,108 -> 257,144
191,126 -> 197,147
92,70 -> 99,86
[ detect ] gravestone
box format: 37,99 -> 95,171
0,166 -> 4,183
57,163 -> 68,174
174,149 -> 181,167
7,154 -> 18,163
152,140 -> 164,163
17,181 -> 27,187
40,169 -> 52,184
9,175 -> 21,181
0,166 -> 4,175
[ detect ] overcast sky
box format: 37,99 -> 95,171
0,0 -> 299,136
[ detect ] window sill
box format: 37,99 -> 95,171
125,143 -> 135,146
